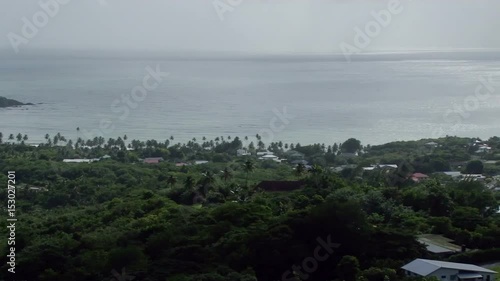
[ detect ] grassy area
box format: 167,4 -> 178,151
486,265 -> 500,273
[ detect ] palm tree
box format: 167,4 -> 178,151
184,176 -> 195,190
16,133 -> 22,143
243,160 -> 255,187
0,132 -> 3,144
310,164 -> 323,176
170,135 -> 174,141
166,175 -> 177,188
107,138 -> 115,148
8,134 -> 14,142
295,163 -> 306,178
200,171 -> 216,197
22,134 -> 28,142
258,140 -> 265,150
221,167 -> 233,182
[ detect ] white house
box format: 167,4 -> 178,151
476,146 -> 492,154
237,149 -> 250,156
441,171 -> 463,179
402,259 -> 497,281
256,151 -> 273,156
363,164 -> 398,171
459,174 -> 486,182
426,142 -> 439,148
63,158 -> 99,163
258,154 -> 284,163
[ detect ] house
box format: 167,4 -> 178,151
175,162 -> 189,167
143,157 -> 163,164
440,171 -> 463,179
426,142 -> 439,148
257,180 -> 305,192
476,145 -> 492,154
411,173 -> 429,182
417,234 -> 464,257
460,174 -> 486,182
291,160 -> 309,165
194,160 -> 209,165
258,154 -> 282,162
331,164 -> 357,173
285,150 -> 305,161
363,164 -> 398,171
101,155 -> 111,160
28,186 -> 48,192
63,158 -> 99,163
402,259 -> 497,281
19,185 -> 48,192
339,152 -> 358,158
256,151 -> 273,156
236,149 -> 250,156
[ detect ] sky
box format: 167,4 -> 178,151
1,0 -> 500,55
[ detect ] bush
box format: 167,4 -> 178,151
447,248 -> 500,264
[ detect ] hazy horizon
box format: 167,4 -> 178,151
1,0 -> 500,55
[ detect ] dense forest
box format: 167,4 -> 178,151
0,133 -> 499,281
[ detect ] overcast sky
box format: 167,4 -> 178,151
1,0 -> 500,54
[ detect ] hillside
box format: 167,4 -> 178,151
0,96 -> 32,108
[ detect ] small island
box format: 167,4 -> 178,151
0,96 -> 33,108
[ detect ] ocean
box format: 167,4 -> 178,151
1,51 -> 500,146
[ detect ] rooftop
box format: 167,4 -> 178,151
402,259 -> 497,276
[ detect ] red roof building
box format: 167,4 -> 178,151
411,173 -> 429,182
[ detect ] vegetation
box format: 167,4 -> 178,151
0,133 -> 498,281
0,96 -> 32,108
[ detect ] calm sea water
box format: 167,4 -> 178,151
1,51 -> 500,146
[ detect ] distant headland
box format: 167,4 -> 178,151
0,96 -> 33,108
